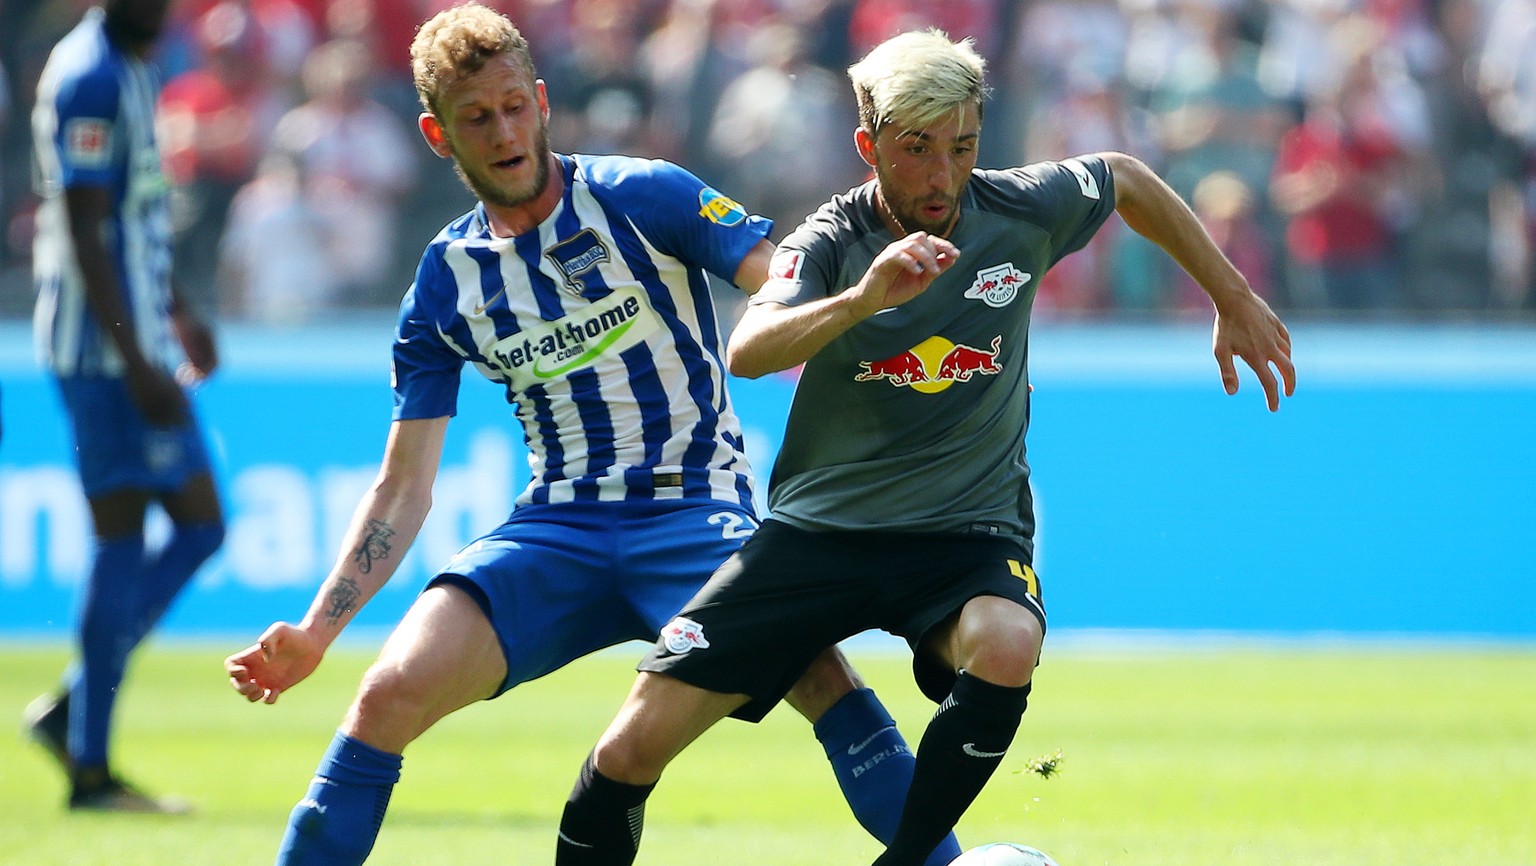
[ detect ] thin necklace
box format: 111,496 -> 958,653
875,188 -> 912,237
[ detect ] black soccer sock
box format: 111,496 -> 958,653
556,752 -> 657,866
872,672 -> 1032,866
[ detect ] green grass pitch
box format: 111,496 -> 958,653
2,640 -> 1533,865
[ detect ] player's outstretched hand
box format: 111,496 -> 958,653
1212,290 -> 1295,412
225,622 -> 324,705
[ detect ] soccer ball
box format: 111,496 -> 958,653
950,842 -> 1061,866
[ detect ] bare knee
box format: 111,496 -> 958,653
341,585 -> 505,753
342,661 -> 436,753
954,597 -> 1044,687
590,724 -> 668,786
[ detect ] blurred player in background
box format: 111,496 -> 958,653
25,0 -> 226,813
223,5 -> 958,864
556,29 -> 1296,866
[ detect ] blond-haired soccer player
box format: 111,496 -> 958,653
556,29 -> 1295,866
223,5 -> 953,864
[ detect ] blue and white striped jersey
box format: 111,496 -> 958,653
393,154 -> 772,508
32,8 -> 176,378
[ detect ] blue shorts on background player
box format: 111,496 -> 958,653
25,0 -> 226,814
222,5 -> 958,864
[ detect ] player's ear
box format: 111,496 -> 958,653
854,126 -> 877,167
419,112 -> 453,159
536,79 -> 551,122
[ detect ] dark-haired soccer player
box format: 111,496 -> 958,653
224,5 -> 956,864
26,0 -> 225,813
556,28 -> 1296,866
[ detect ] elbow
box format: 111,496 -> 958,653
725,344 -> 768,379
1100,151 -> 1152,204
1099,150 -> 1148,179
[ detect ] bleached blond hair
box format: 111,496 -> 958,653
410,2 -> 535,118
848,29 -> 988,136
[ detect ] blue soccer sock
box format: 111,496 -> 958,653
132,520 -> 223,643
815,688 -> 963,866
277,731 -> 403,866
69,534 -> 147,768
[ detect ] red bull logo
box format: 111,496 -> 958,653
661,616 -> 711,654
964,262 -> 1031,308
855,335 -> 1003,394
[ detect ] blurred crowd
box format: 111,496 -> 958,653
1,0 -> 1533,323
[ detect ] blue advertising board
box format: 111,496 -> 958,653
1,320 -> 1533,639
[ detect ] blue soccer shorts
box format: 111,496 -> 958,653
56,374 -> 215,498
428,498 -> 759,696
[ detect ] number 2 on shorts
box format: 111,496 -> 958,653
708,510 -> 758,539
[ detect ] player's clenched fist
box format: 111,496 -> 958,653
224,622 -> 324,705
852,231 -> 961,318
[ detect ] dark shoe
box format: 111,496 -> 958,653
69,766 -> 192,815
22,691 -> 72,774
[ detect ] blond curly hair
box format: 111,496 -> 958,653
410,2 -> 535,118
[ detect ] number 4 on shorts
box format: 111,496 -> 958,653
1007,559 -> 1040,600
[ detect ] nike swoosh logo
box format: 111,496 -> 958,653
962,743 -> 1007,759
847,731 -> 885,756
558,832 -> 595,849
473,288 -> 507,315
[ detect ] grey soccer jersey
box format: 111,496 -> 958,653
752,155 -> 1116,541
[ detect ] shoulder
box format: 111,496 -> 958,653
572,153 -> 761,234
974,156 -> 1107,198
43,22 -> 122,101
970,156 -> 1112,217
414,209 -> 484,282
781,181 -> 877,253
571,153 -> 703,200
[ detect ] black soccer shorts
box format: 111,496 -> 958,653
638,518 -> 1046,721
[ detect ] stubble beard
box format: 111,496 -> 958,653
875,171 -> 958,238
454,122 -> 553,210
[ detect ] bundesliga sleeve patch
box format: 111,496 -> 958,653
767,250 -> 803,282
697,187 -> 747,226
1062,157 -> 1101,200
64,117 -> 113,169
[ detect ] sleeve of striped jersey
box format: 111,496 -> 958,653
391,257 -> 463,421
617,159 -> 773,283
52,63 -> 122,188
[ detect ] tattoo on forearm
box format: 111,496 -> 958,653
324,577 -> 361,625
352,519 -> 396,574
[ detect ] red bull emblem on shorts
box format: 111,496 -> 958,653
662,616 -> 711,654
855,335 -> 1003,394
